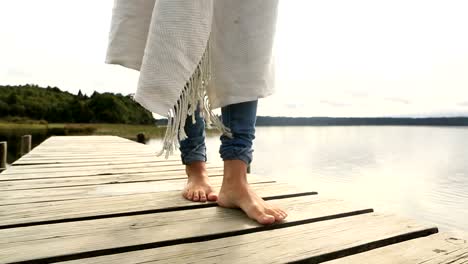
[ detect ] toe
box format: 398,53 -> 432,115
266,207 -> 284,221
275,209 -> 286,221
199,191 -> 207,202
207,192 -> 218,201
258,214 -> 275,225
246,204 -> 276,225
279,209 -> 288,219
186,190 -> 194,200
193,191 -> 200,201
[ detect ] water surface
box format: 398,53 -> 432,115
149,126 -> 468,232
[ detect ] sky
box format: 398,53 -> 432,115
1,0 -> 468,117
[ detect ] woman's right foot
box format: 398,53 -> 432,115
182,161 -> 217,202
217,160 -> 288,224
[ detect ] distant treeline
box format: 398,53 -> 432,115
156,116 -> 468,126
0,84 -> 155,124
255,116 -> 468,126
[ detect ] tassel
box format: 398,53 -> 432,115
156,39 -> 232,158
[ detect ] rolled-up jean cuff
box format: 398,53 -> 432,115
220,148 -> 253,165
181,154 -> 207,165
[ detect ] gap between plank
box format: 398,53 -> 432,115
2,162 -> 192,175
10,207 -> 373,264
0,191 -> 316,230
1,173 -> 225,191
0,166 -> 223,181
289,228 -> 439,264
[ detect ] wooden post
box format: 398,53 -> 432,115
21,135 -> 32,156
0,141 -> 6,172
136,133 -> 146,144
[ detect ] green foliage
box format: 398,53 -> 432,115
0,84 -> 155,124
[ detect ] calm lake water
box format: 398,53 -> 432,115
148,126 -> 468,233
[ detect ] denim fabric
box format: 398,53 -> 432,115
219,100 -> 258,165
179,100 -> 258,165
179,106 -> 207,165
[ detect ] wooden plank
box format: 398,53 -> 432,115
29,144 -> 149,148
0,182 -> 313,229
12,136 -> 162,165
17,152 -> 157,159
19,145 -> 151,151
4,159 -> 189,173
16,152 -> 160,158
1,163 -> 205,181
0,195 -> 372,263
0,162 -> 221,177
16,152 -> 161,159
0,168 -> 224,191
14,153 -> 163,160
0,160 -> 186,173
31,144 -> 142,148
48,135 -> 135,140
58,213 -> 439,264
326,231 -> 468,264
24,144 -> 150,150
28,142 -> 146,149
13,156 -> 177,165
37,136 -> 134,143
0,174 -> 273,206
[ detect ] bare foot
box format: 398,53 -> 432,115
182,161 -> 217,202
217,160 -> 287,224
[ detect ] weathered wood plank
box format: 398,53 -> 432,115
27,143 -> 146,149
0,168 -> 224,191
12,135 -> 165,165
16,152 -> 161,159
57,213 -> 438,264
28,144 -> 149,150
0,182 -> 313,229
0,174 -> 273,206
0,162 -> 221,181
0,196 -> 371,264
23,143 -> 147,153
13,156 -> 178,166
326,231 -> 467,264
2,159 -> 185,174
2,160 -> 186,176
0,163 -> 221,181
15,152 -> 161,159
35,136 -> 134,143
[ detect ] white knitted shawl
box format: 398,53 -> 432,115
106,0 -> 278,157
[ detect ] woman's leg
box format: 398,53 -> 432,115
217,100 -> 287,224
179,106 -> 217,202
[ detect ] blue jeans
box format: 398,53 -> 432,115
179,100 -> 258,165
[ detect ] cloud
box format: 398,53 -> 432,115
6,68 -> 32,79
283,103 -> 304,109
345,90 -> 369,98
384,97 -> 411,104
319,100 -> 350,107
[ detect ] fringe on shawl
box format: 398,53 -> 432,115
156,40 -> 232,159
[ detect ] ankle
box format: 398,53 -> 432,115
222,159 -> 249,186
186,161 -> 208,179
186,160 -> 206,169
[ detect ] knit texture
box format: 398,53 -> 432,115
106,0 -> 278,156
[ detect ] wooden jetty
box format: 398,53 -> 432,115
0,135 -> 466,263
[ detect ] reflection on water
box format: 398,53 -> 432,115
149,126 -> 468,232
